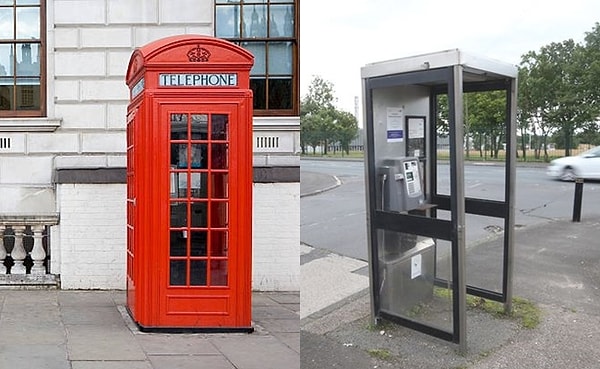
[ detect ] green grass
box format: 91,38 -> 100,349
301,149 -> 585,163
367,348 -> 393,361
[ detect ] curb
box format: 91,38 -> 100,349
300,175 -> 342,198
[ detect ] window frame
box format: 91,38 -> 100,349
0,0 -> 46,118
214,0 -> 299,117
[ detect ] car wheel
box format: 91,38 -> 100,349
560,167 -> 577,181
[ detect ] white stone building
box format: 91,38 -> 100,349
0,0 -> 299,291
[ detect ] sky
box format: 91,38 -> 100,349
300,0 -> 600,125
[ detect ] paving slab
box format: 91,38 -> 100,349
72,361 -> 152,369
210,335 -> 299,369
66,324 -> 146,361
0,344 -> 70,369
148,355 -> 234,369
134,334 -> 220,355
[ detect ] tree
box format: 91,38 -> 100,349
466,91 -> 506,159
332,110 -> 358,155
581,22 -> 600,122
520,39 -> 593,158
300,76 -> 337,154
300,76 -> 358,155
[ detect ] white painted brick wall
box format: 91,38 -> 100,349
53,28 -> 79,48
81,132 -> 126,153
80,80 -> 129,102
54,80 -> 80,102
80,28 -> 133,48
57,183 -> 127,289
55,182 -> 299,291
253,183 -> 300,291
28,133 -> 79,153
55,51 -> 106,77
134,27 -> 188,46
0,156 -> 53,184
159,0 -> 213,23
107,0 -> 159,24
54,104 -> 107,130
54,1 -> 106,25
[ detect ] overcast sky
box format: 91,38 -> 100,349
300,0 -> 600,124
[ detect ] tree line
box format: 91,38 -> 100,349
300,76 -> 358,155
301,22 -> 600,161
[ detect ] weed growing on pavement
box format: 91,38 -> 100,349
367,348 -> 392,361
433,287 -> 541,329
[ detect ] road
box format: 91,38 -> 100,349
301,159 -> 600,261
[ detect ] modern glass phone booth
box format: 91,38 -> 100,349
362,49 -> 518,350
125,35 -> 254,331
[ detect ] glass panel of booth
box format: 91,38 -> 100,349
376,228 -> 454,333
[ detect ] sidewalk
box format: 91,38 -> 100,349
0,290 -> 299,369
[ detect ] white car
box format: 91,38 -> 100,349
547,146 -> 600,181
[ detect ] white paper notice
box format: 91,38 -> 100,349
408,117 -> 425,138
411,254 -> 422,279
386,107 -> 404,142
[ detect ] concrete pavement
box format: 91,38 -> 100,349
0,290 -> 299,369
301,169 -> 600,369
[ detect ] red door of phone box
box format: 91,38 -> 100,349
125,35 -> 253,332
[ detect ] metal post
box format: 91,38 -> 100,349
572,178 -> 584,222
451,65 -> 467,354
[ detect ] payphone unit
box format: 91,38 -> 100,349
377,157 -> 424,214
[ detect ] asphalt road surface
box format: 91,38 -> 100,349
301,159 -> 600,260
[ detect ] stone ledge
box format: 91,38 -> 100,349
0,274 -> 60,289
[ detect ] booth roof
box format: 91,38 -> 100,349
361,48 -> 518,81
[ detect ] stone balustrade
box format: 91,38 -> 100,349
0,215 -> 59,278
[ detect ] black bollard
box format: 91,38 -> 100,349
572,178 -> 584,222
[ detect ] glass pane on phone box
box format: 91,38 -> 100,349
171,143 -> 187,168
211,114 -> 228,140
191,202 -> 207,228
190,260 -> 207,286
189,144 -> 206,168
211,231 -> 228,256
210,260 -> 228,286
170,230 -> 187,257
190,172 -> 207,198
190,231 -> 207,256
170,260 -> 187,286
211,172 -> 228,198
171,113 -> 187,140
211,202 -> 228,228
170,202 -> 187,227
191,114 -> 208,140
211,144 -> 228,169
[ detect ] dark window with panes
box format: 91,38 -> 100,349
0,0 -> 44,117
215,0 -> 298,116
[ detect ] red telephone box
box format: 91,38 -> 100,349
125,35 -> 253,331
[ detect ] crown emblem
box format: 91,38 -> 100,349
187,45 -> 211,62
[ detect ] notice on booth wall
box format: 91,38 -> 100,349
411,254 -> 422,279
407,117 -> 425,139
386,107 -> 404,142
